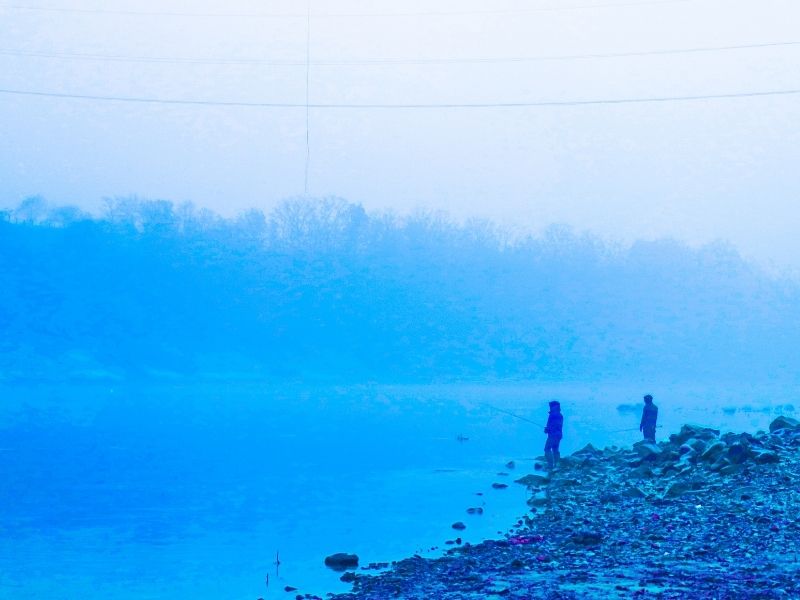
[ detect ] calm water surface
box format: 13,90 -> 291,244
0,381 -> 793,599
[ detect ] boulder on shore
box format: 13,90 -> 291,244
671,424 -> 720,445
770,416 -> 800,433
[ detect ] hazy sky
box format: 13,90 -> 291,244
1,0 -> 799,269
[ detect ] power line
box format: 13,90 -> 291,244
0,86 -> 798,108
304,1 -> 311,196
0,0 -> 691,18
1,40 -> 798,67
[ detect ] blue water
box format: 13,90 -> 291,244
0,382 -> 794,599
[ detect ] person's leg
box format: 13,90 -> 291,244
644,426 -> 656,442
552,437 -> 561,468
544,437 -> 554,469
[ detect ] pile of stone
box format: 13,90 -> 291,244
330,416 -> 800,599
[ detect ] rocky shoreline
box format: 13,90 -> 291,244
321,416 -> 800,599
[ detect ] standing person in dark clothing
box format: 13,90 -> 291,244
544,401 -> 563,471
640,394 -> 658,442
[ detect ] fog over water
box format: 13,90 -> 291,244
3,197 -> 799,384
2,197 -> 799,598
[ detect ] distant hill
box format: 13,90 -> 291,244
2,196 -> 798,383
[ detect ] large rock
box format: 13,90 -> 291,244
325,553 -> 359,570
726,442 -> 750,464
572,443 -> 603,457
686,438 -> 708,453
770,416 -> 800,433
672,424 -> 720,446
700,441 -> 726,463
633,441 -> 662,459
751,448 -> 780,464
628,465 -> 653,479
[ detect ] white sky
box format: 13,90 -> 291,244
1,0 -> 799,270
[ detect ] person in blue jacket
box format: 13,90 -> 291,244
544,400 -> 564,470
640,394 -> 658,442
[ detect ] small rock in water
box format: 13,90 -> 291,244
492,482 -> 508,489
324,553 -> 359,571
452,521 -> 466,530
284,585 -> 298,592
506,460 -> 516,469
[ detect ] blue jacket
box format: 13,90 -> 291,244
641,403 -> 658,428
545,410 -> 563,438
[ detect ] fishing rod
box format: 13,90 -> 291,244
482,403 -> 663,434
481,402 -> 544,428
609,425 -> 665,433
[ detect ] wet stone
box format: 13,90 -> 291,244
770,416 -> 800,433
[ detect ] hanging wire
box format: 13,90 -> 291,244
1,87 -> 798,108
0,0 -> 692,19
304,0 -> 311,196
0,39 -> 797,67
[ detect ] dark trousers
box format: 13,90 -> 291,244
642,426 -> 656,442
544,435 -> 561,468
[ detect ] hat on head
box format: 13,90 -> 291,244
549,400 -> 561,408
644,394 -> 653,402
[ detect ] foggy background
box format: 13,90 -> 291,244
1,0 -> 799,271
3,197 -> 798,384
2,4 -> 800,596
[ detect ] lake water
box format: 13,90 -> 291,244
0,381 -> 794,599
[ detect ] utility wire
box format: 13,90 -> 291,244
0,0 -> 691,18
1,40 -> 798,67
0,87 -> 798,108
304,0 -> 311,196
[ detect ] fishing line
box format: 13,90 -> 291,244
480,402 -> 545,428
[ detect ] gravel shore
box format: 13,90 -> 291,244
326,416 -> 800,599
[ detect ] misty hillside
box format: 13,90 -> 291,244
1,197 -> 797,383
